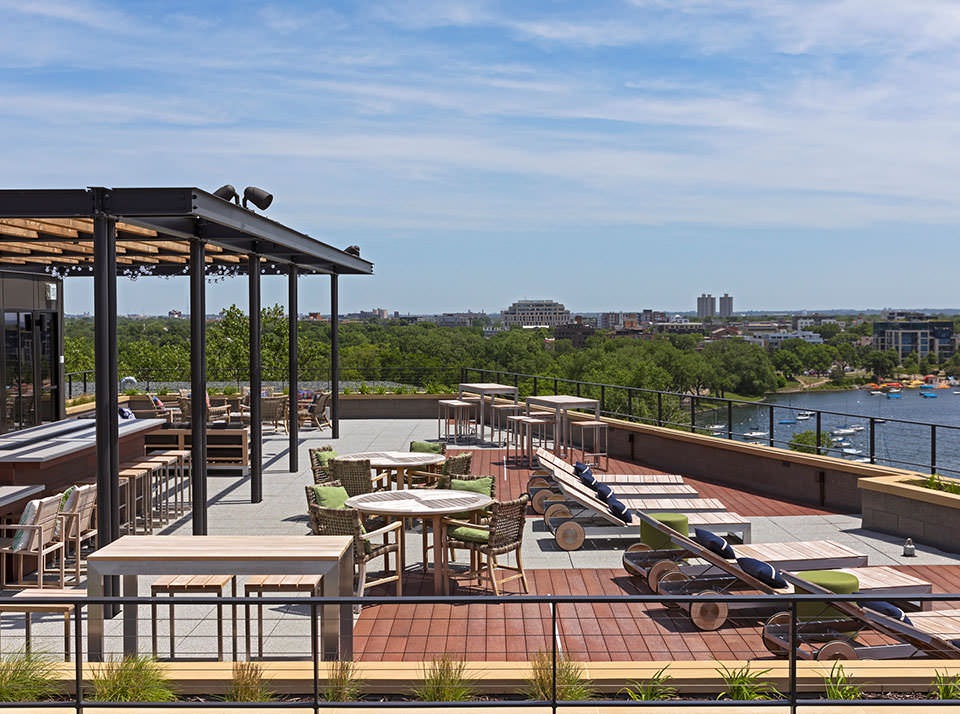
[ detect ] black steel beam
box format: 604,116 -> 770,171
190,239 -> 208,535
0,189 -> 94,217
288,265 -> 299,473
92,200 -> 118,609
331,274 -> 340,439
249,256 -> 263,503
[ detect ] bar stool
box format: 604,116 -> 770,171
460,395 -> 484,441
490,403 -> 523,446
244,574 -> 324,659
437,399 -> 467,443
138,453 -> 180,525
529,410 -> 555,451
570,420 -> 609,471
158,449 -> 192,515
118,464 -> 154,534
507,415 -> 548,467
151,574 -> 237,661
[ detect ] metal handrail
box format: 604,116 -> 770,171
462,367 -> 960,478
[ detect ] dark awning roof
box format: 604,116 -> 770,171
0,187 -> 374,277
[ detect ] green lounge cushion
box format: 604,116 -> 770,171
410,440 -> 444,454
314,450 -> 338,468
310,485 -> 349,510
447,525 -> 488,544
640,513 -> 688,550
795,569 -> 860,621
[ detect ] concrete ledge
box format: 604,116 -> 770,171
860,474 -> 960,551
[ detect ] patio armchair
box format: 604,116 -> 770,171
308,494 -> 402,601
406,451 -> 473,490
57,484 -> 98,584
177,395 -> 229,424
299,392 -> 332,430
442,494 -> 529,596
329,458 -> 389,498
436,473 -> 496,568
0,494 -> 65,589
239,394 -> 289,432
309,446 -> 338,484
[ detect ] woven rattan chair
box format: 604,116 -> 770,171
443,495 -> 529,596
406,451 -> 473,490
308,504 -> 402,601
329,459 -> 388,498
309,446 -> 337,484
442,453 -> 472,476
299,392 -> 332,430
432,473 -> 497,568
177,396 -> 229,424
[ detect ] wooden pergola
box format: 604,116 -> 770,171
0,187 -> 373,563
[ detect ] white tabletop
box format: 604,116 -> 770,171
459,383 -> 518,393
346,488 -> 492,517
526,394 -> 599,409
87,535 -> 353,564
337,451 -> 446,469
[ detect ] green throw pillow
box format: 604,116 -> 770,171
410,440 -> 443,454
310,485 -> 349,510
314,450 -> 338,467
450,477 -> 493,497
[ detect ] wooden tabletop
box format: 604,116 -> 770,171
459,382 -> 518,393
526,394 -> 599,409
87,535 -> 353,563
346,489 -> 492,517
337,451 -> 445,468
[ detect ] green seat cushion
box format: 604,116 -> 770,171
410,440 -> 444,454
310,485 -> 349,510
450,477 -> 493,497
795,569 -> 860,621
447,525 -> 489,544
640,513 -> 688,550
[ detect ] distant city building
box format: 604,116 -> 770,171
428,311 -> 485,327
882,309 -> 930,322
501,299 -> 571,328
640,309 -> 667,324
555,317 -> 596,347
653,321 -> 704,334
873,320 -> 955,360
719,293 -> 733,318
746,330 -> 824,349
792,314 -> 840,330
167,309 -> 183,319
346,308 -> 388,321
696,293 -> 716,319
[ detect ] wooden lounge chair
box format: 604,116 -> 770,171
57,484 -> 98,584
0,494 -> 65,589
533,447 -> 751,550
622,512 -> 931,632
761,570 -> 957,660
299,392 -> 332,430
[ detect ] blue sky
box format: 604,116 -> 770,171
3,1 -> 960,316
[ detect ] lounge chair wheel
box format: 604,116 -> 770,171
647,560 -> 680,592
531,489 -> 558,514
527,476 -> 551,489
554,521 -> 585,551
655,569 -> 689,608
817,640 -> 857,661
690,590 -> 728,631
762,612 -> 793,656
543,504 -> 571,523
625,543 -> 652,553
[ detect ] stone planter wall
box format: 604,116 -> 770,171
860,475 -> 960,553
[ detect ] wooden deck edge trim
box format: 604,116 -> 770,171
47,660 -> 960,695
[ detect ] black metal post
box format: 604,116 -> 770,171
727,401 -> 733,440
627,389 -> 632,420
249,256 -> 263,503
816,412 -> 822,454
330,274 -> 340,439
768,405 -> 775,447
789,600 -> 798,714
550,601 -> 557,713
600,384 -> 605,413
553,378 -> 558,395
92,206 -> 118,605
931,425 -> 937,475
288,266 -> 299,473
657,393 -> 663,426
190,238 -> 208,535
869,417 -> 876,464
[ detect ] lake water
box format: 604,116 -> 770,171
698,388 -> 960,477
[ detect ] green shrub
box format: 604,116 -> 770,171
88,656 -> 176,702
524,650 -> 594,701
225,661 -> 273,702
716,664 -> 780,701
325,659 -> 363,702
0,650 -> 60,702
931,671 -> 960,699
822,662 -> 862,700
621,665 -> 676,701
412,655 -> 475,702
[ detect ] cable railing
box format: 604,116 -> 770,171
461,368 -> 960,478
5,589 -> 960,711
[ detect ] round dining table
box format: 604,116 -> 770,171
345,489 -> 493,595
337,450 -> 446,489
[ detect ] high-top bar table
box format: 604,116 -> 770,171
525,394 -> 600,458
87,535 -> 354,661
458,383 -> 519,444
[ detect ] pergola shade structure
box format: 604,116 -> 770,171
0,187 -> 372,556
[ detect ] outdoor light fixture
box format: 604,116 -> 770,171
243,186 -> 273,211
213,184 -> 240,204
345,245 -> 361,257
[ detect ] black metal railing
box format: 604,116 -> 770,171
461,368 -> 960,478
6,589 -> 960,711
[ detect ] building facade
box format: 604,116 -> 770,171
873,320 -> 955,360
719,293 -> 733,318
696,293 -> 716,319
501,299 -> 571,328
